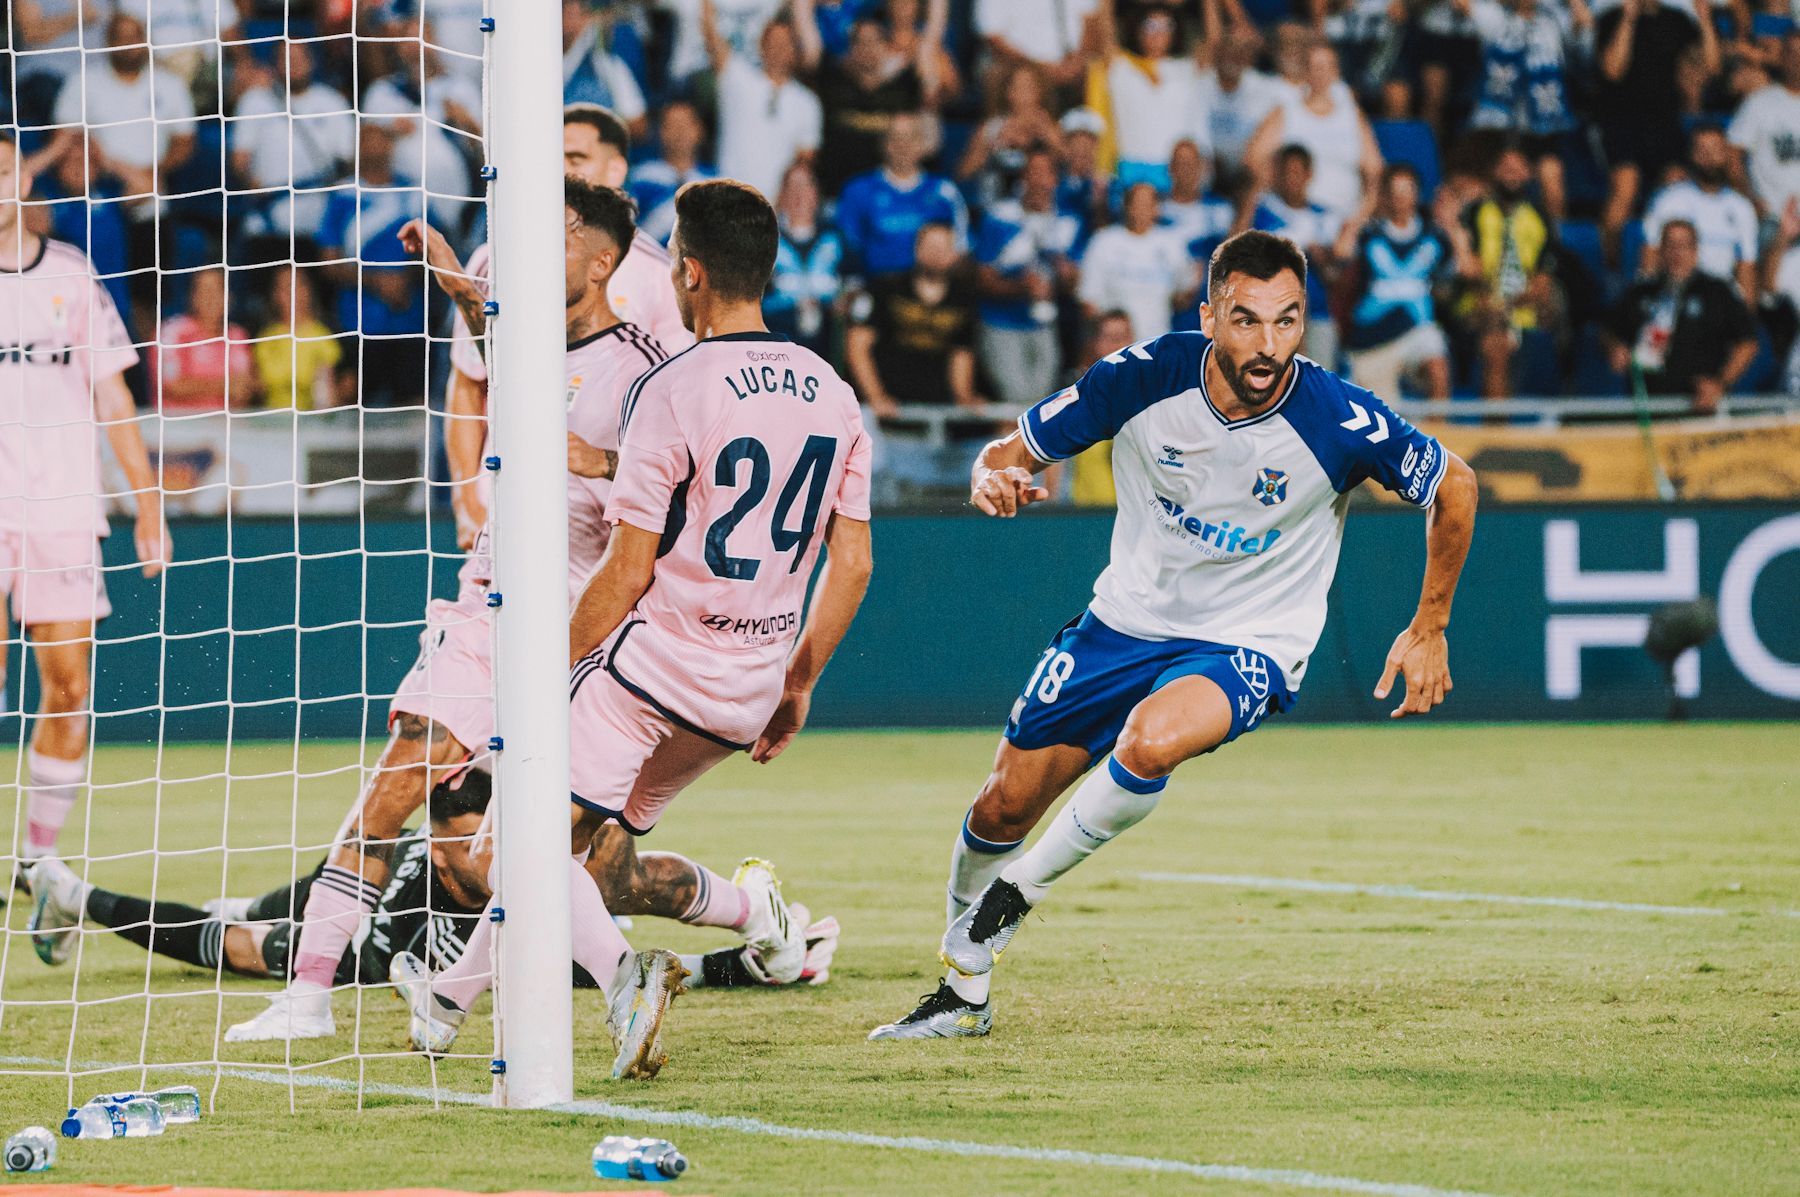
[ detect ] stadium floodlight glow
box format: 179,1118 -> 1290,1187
486,1 -> 576,1109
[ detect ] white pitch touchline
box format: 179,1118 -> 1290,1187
1140,872 -> 1800,918
0,1055 -> 1504,1197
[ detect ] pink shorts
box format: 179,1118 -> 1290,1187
569,658 -> 738,835
0,531 -> 111,626
389,595 -> 495,755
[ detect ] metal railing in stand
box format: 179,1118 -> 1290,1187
882,393 -> 1800,445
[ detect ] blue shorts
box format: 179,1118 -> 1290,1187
1003,610 -> 1296,764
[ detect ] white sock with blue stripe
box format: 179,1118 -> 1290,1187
1001,756 -> 1167,905
944,810 -> 1023,1006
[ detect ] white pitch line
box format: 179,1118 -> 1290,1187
1140,873 -> 1800,918
0,1055 -> 1504,1197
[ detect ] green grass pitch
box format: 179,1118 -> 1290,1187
1,724 -> 1796,1196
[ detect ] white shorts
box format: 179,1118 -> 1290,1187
0,531 -> 111,627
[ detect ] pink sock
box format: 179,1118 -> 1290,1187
290,865 -> 383,989
436,859 -> 630,1009
570,856 -> 630,991
24,749 -> 84,858
435,900 -> 495,1011
677,862 -> 751,931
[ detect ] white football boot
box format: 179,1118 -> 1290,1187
606,948 -> 688,1079
225,981 -> 335,1042
732,858 -> 804,984
26,858 -> 87,966
390,950 -> 466,1054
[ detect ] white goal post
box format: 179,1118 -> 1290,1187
485,0 -> 575,1110
0,0 -> 574,1113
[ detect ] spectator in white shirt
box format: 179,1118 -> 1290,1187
230,41 -> 356,244
1643,124 -> 1761,300
1728,32 -> 1800,219
974,0 -> 1101,90
663,0 -> 782,86
49,12 -> 195,219
704,0 -> 822,202
1077,182 -> 1199,340
1098,4 -> 1207,193
112,0 -> 236,86
1196,26 -> 1287,182
1240,41 -> 1382,231
361,24 -> 483,236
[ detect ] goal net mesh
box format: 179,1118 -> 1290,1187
0,2 -> 498,1113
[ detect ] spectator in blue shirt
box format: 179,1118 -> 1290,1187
316,121 -> 429,408
1252,143 -> 1346,368
974,148 -> 1082,407
835,111 -> 969,279
766,161 -> 844,355
1343,164 -> 1478,403
629,100 -> 715,244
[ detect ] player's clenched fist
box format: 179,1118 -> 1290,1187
971,466 -> 1049,518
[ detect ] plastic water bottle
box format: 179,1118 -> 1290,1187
90,1087 -> 201,1125
4,1127 -> 57,1172
591,1136 -> 687,1182
152,1085 -> 202,1124
119,1097 -> 166,1138
60,1104 -> 125,1140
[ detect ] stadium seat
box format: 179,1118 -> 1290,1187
1372,120 -> 1440,200
1559,219 -> 1604,279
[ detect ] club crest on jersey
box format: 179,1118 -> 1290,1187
50,296 -> 68,332
565,374 -> 583,409
1251,467 -> 1288,506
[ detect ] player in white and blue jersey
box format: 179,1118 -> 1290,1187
870,230 -> 1478,1040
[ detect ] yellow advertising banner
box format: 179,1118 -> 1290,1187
1384,415 -> 1800,503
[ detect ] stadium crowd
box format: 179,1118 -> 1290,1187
5,0 -> 1800,493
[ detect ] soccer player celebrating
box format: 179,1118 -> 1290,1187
227,179 -> 819,1045
870,230 -> 1478,1040
0,127 -> 170,887
413,179 -> 874,1079
442,104 -> 691,551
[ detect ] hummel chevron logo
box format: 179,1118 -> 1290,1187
1340,400 -> 1390,443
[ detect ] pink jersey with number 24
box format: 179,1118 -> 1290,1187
604,332 -> 872,746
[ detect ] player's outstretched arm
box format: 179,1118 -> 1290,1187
95,372 -> 172,578
970,431 -> 1050,518
397,219 -> 486,348
1375,452 -> 1477,719
752,515 -> 873,764
569,521 -> 660,665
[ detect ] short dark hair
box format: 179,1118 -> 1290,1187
563,103 -> 630,157
672,179 -> 778,301
566,176 -> 637,256
1275,142 -> 1312,170
1381,162 -> 1420,190
428,768 -> 491,823
1208,229 -> 1308,300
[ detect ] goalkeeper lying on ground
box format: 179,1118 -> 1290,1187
25,769 -> 836,993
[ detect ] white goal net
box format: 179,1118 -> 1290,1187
0,1 -> 568,1115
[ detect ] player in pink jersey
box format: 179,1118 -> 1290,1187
569,179 -> 873,1073
0,127 -> 170,894
229,179 -> 832,1046
410,180 -> 875,1079
440,105 -> 693,551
